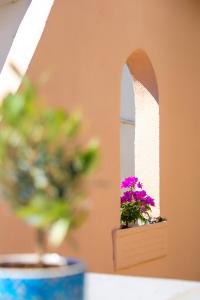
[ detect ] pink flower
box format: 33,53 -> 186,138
133,190 -> 147,200
120,191 -> 134,204
120,176 -> 138,189
144,196 -> 155,206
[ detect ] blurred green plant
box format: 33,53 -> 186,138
0,74 -> 99,256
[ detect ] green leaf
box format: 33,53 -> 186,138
44,109 -> 66,140
48,219 -> 70,247
64,112 -> 81,137
2,94 -> 25,124
78,139 -> 99,174
22,77 -> 37,103
16,197 -> 71,228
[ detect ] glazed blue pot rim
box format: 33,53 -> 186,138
0,253 -> 85,279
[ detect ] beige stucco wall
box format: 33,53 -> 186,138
0,0 -> 200,280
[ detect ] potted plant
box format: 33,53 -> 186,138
112,176 -> 167,270
120,176 -> 166,228
0,74 -> 98,299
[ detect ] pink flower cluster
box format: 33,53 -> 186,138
120,176 -> 155,207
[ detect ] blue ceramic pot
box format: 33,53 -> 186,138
0,253 -> 85,300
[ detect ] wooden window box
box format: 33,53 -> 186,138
112,221 -> 168,270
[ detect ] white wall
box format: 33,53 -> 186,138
134,80 -> 160,216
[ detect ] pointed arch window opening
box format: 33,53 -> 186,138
120,51 -> 160,217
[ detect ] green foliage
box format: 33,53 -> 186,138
0,76 -> 99,248
120,202 -> 150,227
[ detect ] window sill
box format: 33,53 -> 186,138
112,221 -> 168,270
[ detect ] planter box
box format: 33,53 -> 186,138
112,221 -> 168,270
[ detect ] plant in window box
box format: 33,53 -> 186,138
0,73 -> 99,300
120,176 -> 165,228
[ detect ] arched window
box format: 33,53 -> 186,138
120,50 -> 159,216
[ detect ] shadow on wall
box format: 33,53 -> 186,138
127,49 -> 159,102
0,0 -> 31,73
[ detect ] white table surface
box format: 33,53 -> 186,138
86,273 -> 200,300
